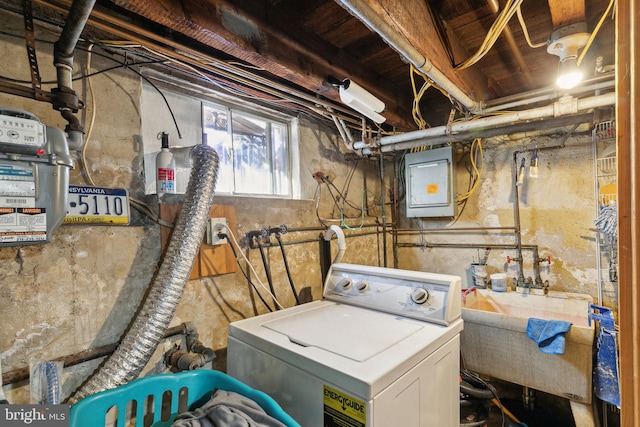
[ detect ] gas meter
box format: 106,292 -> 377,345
0,108 -> 73,246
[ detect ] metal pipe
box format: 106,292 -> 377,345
512,151 -> 526,283
68,145 -> 219,405
35,0 -> 361,126
395,227 -> 517,234
336,0 -> 480,113
379,112 -> 594,153
481,80 -> 615,114
379,154 -> 387,267
1,323 -> 191,386
396,242 -> 540,251
53,0 -> 96,87
483,73 -> 614,108
356,93 -> 615,151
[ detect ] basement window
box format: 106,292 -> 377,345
141,79 -> 300,198
203,103 -> 291,196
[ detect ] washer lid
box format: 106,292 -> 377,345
263,303 -> 422,361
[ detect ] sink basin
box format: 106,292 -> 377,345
460,288 -> 595,403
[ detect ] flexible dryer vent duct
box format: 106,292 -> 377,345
68,145 -> 219,405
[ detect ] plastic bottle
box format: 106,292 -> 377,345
156,132 -> 176,195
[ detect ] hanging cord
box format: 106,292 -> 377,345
456,138 -> 485,202
275,233 -> 301,305
516,6 -> 547,48
455,0 -> 524,70
576,0 -> 616,67
226,235 -> 274,312
256,240 -> 280,310
222,224 -> 282,310
77,43 -> 176,228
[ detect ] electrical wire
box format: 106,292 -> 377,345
456,138 -> 485,202
410,64 -> 431,130
223,223 -> 284,310
516,6 -> 547,49
576,0 -> 616,67
455,0 -> 524,70
225,233 -> 274,312
75,42 -> 174,227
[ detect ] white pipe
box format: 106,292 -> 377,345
324,225 -> 347,264
335,0 -> 481,113
354,92 -> 616,151
481,79 -> 615,114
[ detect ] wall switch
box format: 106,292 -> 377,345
206,217 -> 229,245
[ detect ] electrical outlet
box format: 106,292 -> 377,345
206,217 -> 229,245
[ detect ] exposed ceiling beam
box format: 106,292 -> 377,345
339,0 -> 493,103
102,0 -> 415,129
547,0 -> 585,28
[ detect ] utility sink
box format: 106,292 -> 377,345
460,288 -> 595,403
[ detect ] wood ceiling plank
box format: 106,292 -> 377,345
340,0 -> 493,103
547,0 -> 585,28
106,0 -> 414,128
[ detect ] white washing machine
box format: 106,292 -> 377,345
227,263 -> 463,427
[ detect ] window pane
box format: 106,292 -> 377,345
272,122 -> 289,196
203,104 -> 233,193
232,113 -> 271,194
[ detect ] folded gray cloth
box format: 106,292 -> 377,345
172,389 -> 288,427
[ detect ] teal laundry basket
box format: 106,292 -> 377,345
69,370 -> 300,427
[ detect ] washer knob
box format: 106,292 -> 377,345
338,278 -> 353,292
411,288 -> 430,304
356,280 -> 370,293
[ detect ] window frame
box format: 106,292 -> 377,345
141,72 -> 300,199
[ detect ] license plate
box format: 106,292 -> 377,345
65,185 -> 130,225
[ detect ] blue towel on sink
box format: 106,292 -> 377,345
526,318 -> 572,354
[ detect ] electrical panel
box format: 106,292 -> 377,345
405,145 -> 457,218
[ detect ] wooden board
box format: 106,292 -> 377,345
159,203 -> 238,279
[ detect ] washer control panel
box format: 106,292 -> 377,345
323,263 -> 461,325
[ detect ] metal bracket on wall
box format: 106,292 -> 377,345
22,0 -> 46,101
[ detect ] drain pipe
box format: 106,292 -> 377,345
68,145 -> 219,405
324,225 -> 347,264
53,0 -> 96,151
336,0 -> 480,113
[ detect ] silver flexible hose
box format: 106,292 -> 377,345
68,145 -> 219,405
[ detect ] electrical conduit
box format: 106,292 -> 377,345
68,145 -> 219,405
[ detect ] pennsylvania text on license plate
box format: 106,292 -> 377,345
65,185 -> 130,225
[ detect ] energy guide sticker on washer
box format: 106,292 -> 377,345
323,385 -> 366,427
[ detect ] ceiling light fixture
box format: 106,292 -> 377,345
331,78 -> 386,124
547,23 -> 591,90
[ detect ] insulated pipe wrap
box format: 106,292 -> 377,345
68,145 -> 219,405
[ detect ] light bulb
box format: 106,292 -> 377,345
556,57 -> 583,89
